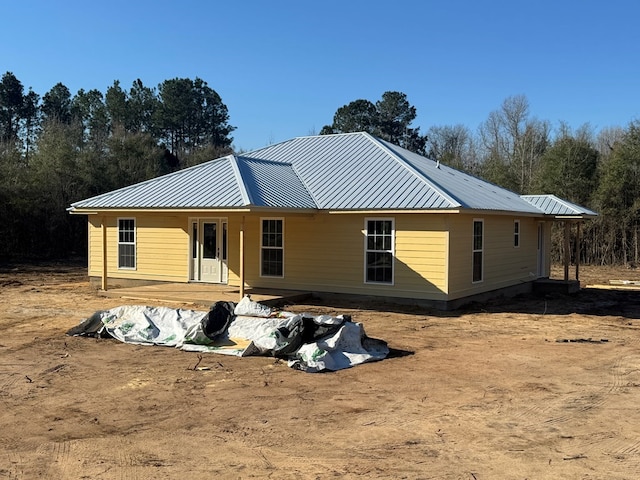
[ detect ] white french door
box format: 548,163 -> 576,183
190,218 -> 228,283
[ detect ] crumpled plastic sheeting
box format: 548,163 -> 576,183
291,321 -> 389,373
70,303 -> 389,372
99,305 -> 209,347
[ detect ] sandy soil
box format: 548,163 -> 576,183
2,262 -> 640,479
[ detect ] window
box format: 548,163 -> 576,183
118,218 -> 136,269
261,219 -> 283,277
472,219 -> 483,283
514,220 -> 520,248
365,218 -> 394,284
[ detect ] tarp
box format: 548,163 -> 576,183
68,299 -> 388,372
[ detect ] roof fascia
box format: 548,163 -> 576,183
446,208 -> 548,218
68,207 -> 253,215
68,207 -> 321,216
552,215 -> 598,220
328,209 -> 462,215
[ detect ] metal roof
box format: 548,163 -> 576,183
235,157 -> 315,208
69,132 -> 597,217
70,155 -> 246,209
521,195 -> 598,217
376,138 -> 543,213
243,132 -> 543,212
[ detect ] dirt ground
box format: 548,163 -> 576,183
2,263 -> 640,479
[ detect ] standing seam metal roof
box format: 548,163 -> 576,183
69,132 -> 596,216
521,195 -> 598,217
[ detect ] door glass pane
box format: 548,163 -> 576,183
203,223 -> 216,259
222,223 -> 227,260
192,223 -> 198,259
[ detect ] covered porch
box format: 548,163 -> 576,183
522,194 -> 598,294
98,282 -> 311,308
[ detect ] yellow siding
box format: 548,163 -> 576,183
88,214 -> 189,283
88,211 -> 448,300
236,212 -> 448,301
86,210 -> 547,303
448,214 -> 542,300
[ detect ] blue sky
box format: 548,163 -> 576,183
2,0 -> 639,151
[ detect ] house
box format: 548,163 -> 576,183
68,132 -> 597,309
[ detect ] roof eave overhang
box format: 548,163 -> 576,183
552,214 -> 598,220
328,209 -> 462,214
68,207 -> 254,215
68,206 -> 319,215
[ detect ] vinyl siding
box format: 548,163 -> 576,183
448,214 -> 541,300
394,216 -> 448,294
238,212 -> 448,301
88,211 -> 545,303
88,214 -> 189,282
88,216 -> 103,278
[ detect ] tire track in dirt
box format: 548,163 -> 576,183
571,353 -> 640,472
0,449 -> 25,479
608,438 -> 640,471
39,440 -> 74,478
0,373 -> 19,408
115,440 -> 141,480
522,352 -> 628,430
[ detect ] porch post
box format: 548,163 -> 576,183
101,216 -> 108,291
239,215 -> 245,300
575,221 -> 581,282
564,221 -> 571,282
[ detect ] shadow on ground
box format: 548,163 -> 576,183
292,288 -> 640,320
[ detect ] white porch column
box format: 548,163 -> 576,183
564,221 -> 571,282
101,216 -> 108,291
239,215 -> 245,300
575,221 -> 581,282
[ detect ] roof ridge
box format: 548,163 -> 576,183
364,133 -> 463,208
289,162 -> 320,208
228,155 -> 253,206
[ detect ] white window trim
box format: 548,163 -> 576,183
514,219 -> 520,248
363,217 -> 395,285
117,217 -> 136,270
472,218 -> 484,284
260,217 -> 284,278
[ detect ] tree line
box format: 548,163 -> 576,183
322,92 -> 639,266
0,71 -> 637,266
0,72 -> 234,258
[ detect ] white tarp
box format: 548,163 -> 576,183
75,302 -> 388,372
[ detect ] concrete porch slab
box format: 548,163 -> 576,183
533,278 -> 581,295
99,283 -> 311,308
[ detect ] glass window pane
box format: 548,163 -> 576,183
262,248 -> 283,276
118,244 -> 135,268
366,251 -> 392,283
118,219 -> 135,268
261,220 -> 283,276
473,251 -> 482,282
